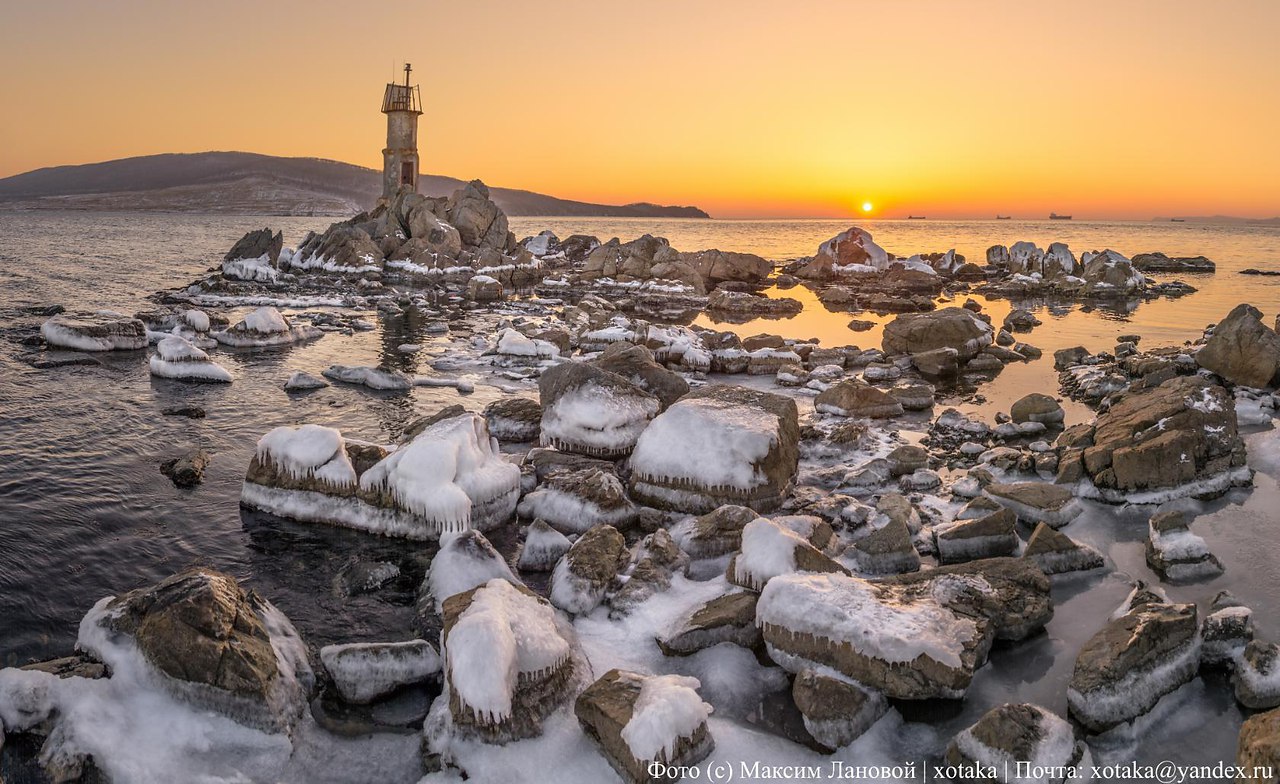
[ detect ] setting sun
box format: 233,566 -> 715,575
861,201 -> 873,213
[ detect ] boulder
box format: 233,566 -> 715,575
574,670 -> 714,784
911,347 -> 960,377
1145,510 -> 1224,582
292,223 -> 384,273
41,313 -> 148,351
405,205 -> 463,257
1010,393 -> 1064,425
539,362 -> 660,458
319,640 -> 440,704
757,558 -> 1051,699
160,449 -> 210,488
224,227 -> 283,266
549,525 -> 630,614
797,227 -> 889,279
984,482 -> 1082,528
1195,304 -> 1280,387
728,517 -> 848,591
322,364 -> 412,391
882,307 -> 993,361
516,519 -> 573,572
425,530 -> 521,610
1203,604 -> 1253,667
667,505 -> 759,559
1080,250 -> 1145,295
93,568 -> 312,732
1023,523 -> 1104,574
792,670 -> 887,751
150,334 -> 232,383
657,592 -> 760,656
593,343 -> 689,409
1131,252 -> 1215,273
1067,601 -> 1199,732
466,275 -> 504,302
814,380 -> 904,419
445,180 -> 512,251
517,467 -> 637,534
844,517 -> 920,575
213,306 -> 322,347
608,529 -> 689,616
1238,708 -> 1280,781
944,703 -> 1090,783
629,385 -> 799,514
483,397 -> 542,442
440,579 -> 578,743
935,508 -> 1018,564
1235,641 -> 1280,709
681,249 -> 772,287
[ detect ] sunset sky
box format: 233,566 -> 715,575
2,0 -> 1278,219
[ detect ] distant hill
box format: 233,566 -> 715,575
0,152 -> 711,218
1153,215 -> 1280,224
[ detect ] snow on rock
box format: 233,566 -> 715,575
1145,510 -> 1224,582
319,640 -> 440,704
517,467 -> 637,534
1066,600 -> 1200,733
436,579 -> 580,744
983,482 -> 1082,529
1202,603 -> 1253,667
728,517 -> 847,591
1235,641 -> 1280,709
484,397 -> 542,442
944,703 -> 1091,783
657,591 -> 761,656
668,504 -> 759,560
549,525 -> 630,614
223,253 -> 280,283
41,312 -> 148,351
574,669 -> 714,783
254,424 -> 359,489
284,370 -> 330,390
148,334 -> 233,383
213,306 -> 322,347
495,327 -> 560,359
517,519 -> 573,572
1023,523 -> 1105,575
322,365 -> 412,391
426,530 -> 522,610
791,669 -> 888,751
629,385 -> 800,515
538,362 -> 660,458
757,559 -> 1052,699
798,227 -> 890,279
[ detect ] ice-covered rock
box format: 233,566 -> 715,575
538,361 -> 660,458
882,307 -> 993,361
630,385 -> 799,514
984,482 -> 1082,528
658,591 -> 761,656
283,370 -> 329,390
213,307 -> 322,347
792,669 -> 887,752
1196,303 -> 1280,388
1010,393 -> 1064,425
1080,249 -> 1146,295
494,327 -> 560,359
1145,510 -> 1224,582
41,312 -> 148,351
728,517 -> 847,591
549,524 -> 630,614
1023,523 -> 1104,575
574,670 -> 714,784
1067,600 -> 1199,733
149,334 -> 232,382
517,467 -> 637,534
797,227 -> 890,279
516,519 -> 573,572
426,530 -> 521,610
1203,603 -> 1253,667
943,703 -> 1091,783
608,529 -> 689,616
593,343 -> 689,410
290,223 -> 384,274
242,414 -> 520,538
935,507 -> 1018,564
321,364 -> 412,391
844,517 -> 920,575
757,558 -> 1052,699
667,504 -> 759,560
484,397 -> 542,442
319,640 -> 440,704
438,579 -> 578,743
1235,641 -> 1280,709
815,380 -> 904,419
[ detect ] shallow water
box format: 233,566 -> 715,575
3,211 -> 1280,776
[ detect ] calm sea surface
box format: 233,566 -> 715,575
3,212 -> 1280,770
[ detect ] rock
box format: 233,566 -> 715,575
284,371 -> 330,391
1132,252 -> 1215,273
728,517 -> 848,591
440,579 -> 578,743
322,364 -> 412,391
1066,601 -> 1199,732
550,525 -> 630,614
882,307 -> 993,361
888,383 -> 935,411
516,519 -> 572,572
242,415 -> 520,538
682,249 -> 772,287
1235,641 -> 1280,709
1145,510 -> 1224,582
593,343 -> 689,409
1196,304 -> 1280,387
518,467 -> 637,534
757,558 -> 1051,699
425,530 -> 521,612
630,385 -> 799,514
149,334 -> 232,383
320,640 -> 440,704
93,568 -> 312,732
291,223 -> 384,273
815,380 -> 904,419
797,227 -> 890,279
445,180 -> 511,251
1077,375 -> 1248,498
222,228 -> 284,280
574,670 -> 714,784
1080,249 -> 1145,295
1002,308 -> 1041,331
405,205 -> 463,257
1238,708 -> 1280,780
943,703 -> 1090,783
1023,523 -> 1104,574
482,397 -> 541,442
214,307 -> 322,347
160,449 -> 210,488
792,670 -> 887,751
984,482 -> 1082,528
911,347 -> 960,377
608,530 -> 689,616
1054,346 -> 1090,370
333,558 -> 400,597
657,592 -> 760,656
40,312 -> 148,351
667,505 -> 759,559
936,508 -> 1018,564
1010,393 -> 1064,425
466,275 -> 504,302
539,362 -> 660,458
707,289 -> 802,319
1203,605 -> 1253,667
844,517 -> 920,575
161,405 -> 206,418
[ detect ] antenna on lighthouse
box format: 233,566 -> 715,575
404,63 -> 412,87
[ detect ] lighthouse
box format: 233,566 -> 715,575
381,63 -> 422,201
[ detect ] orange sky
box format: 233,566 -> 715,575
1,0 -> 1278,219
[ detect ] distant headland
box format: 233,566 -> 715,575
0,151 -> 712,219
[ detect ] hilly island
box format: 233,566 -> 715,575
0,151 -> 711,218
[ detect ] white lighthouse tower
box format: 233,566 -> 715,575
381,63 -> 422,201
